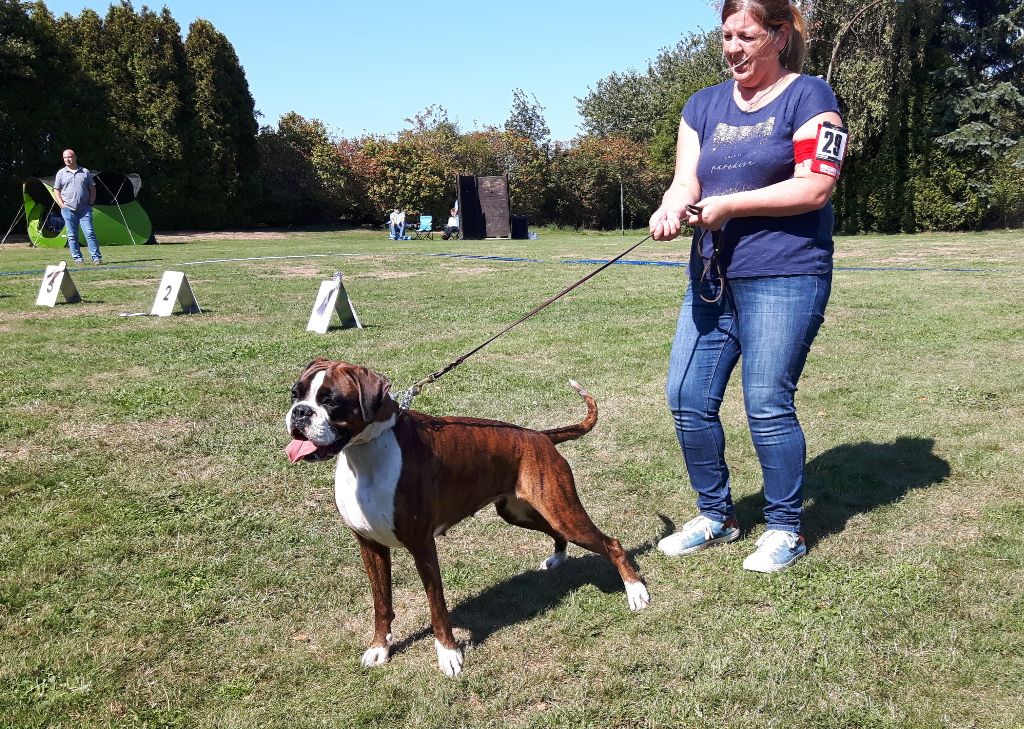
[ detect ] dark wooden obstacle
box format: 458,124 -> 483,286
457,174 -> 511,240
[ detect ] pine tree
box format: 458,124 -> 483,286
184,19 -> 259,227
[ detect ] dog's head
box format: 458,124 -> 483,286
284,359 -> 398,463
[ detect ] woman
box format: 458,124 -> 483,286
649,0 -> 846,572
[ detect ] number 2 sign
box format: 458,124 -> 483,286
150,270 -> 202,316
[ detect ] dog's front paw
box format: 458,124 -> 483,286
361,644 -> 391,668
626,581 -> 650,611
434,639 -> 464,677
538,550 -> 567,570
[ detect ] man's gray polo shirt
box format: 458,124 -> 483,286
54,167 -> 95,212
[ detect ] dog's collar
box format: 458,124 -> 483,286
347,413 -> 398,447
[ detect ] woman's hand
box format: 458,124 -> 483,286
649,208 -> 684,241
686,196 -> 732,231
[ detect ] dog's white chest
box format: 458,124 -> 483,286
334,429 -> 403,548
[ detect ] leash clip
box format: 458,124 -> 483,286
396,385 -> 420,412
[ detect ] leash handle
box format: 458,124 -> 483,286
399,233 -> 654,408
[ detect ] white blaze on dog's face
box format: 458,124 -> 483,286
288,370 -> 336,445
285,359 -> 397,463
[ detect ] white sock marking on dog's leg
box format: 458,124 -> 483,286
435,639 -> 464,677
361,645 -> 390,667
626,580 -> 650,611
360,633 -> 392,668
538,550 -> 567,570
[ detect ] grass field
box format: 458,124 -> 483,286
1,228 -> 1022,728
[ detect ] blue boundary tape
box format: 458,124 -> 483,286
1,251 -> 1013,277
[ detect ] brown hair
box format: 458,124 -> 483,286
721,0 -> 807,73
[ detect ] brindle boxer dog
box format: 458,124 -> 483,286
285,359 -> 649,677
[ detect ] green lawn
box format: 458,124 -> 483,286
1,228 -> 1022,728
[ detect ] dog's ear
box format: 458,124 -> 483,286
357,368 -> 394,422
301,357 -> 328,377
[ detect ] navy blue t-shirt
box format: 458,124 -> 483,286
682,74 -> 840,278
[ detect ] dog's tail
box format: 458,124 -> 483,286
541,380 -> 598,444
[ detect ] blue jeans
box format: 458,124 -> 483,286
665,273 -> 831,534
389,222 -> 405,239
62,207 -> 102,262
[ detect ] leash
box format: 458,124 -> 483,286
695,227 -> 727,304
686,204 -> 726,304
397,233 -> 654,410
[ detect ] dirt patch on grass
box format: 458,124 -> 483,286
155,231 -> 294,243
356,270 -> 419,280
261,265 -> 323,279
92,366 -> 152,384
0,444 -> 36,462
4,304 -> 111,320
58,417 -> 192,449
92,277 -> 162,287
446,267 -> 498,276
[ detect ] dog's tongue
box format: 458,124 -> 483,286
286,439 -> 319,464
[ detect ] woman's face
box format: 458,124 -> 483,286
721,11 -> 783,87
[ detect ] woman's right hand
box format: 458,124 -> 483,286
649,208 -> 683,241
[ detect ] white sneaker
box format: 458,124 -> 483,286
657,515 -> 740,556
742,529 -> 806,573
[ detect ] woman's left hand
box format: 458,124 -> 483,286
687,195 -> 733,231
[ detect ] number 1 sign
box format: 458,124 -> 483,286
306,271 -> 362,333
36,261 -> 82,307
150,271 -> 202,316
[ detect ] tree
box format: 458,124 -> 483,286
805,0 -> 945,232
504,88 -> 550,145
578,29 -> 721,145
548,136 -> 663,229
184,19 -> 259,227
930,0 -> 1024,227
257,112 -> 350,225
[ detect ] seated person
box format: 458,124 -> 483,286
442,208 -> 459,240
388,208 -> 406,239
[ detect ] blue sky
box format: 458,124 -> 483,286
44,0 -> 720,142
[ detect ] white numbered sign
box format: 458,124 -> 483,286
306,272 -> 362,333
35,261 -> 81,307
150,270 -> 202,316
815,122 -> 849,165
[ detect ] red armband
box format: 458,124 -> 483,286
793,139 -> 816,164
794,123 -> 849,179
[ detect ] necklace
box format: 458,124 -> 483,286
738,70 -> 787,111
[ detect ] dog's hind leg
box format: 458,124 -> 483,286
520,457 -> 650,611
409,537 -> 464,677
355,534 -> 394,668
495,496 -> 569,570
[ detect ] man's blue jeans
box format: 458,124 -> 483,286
665,273 -> 831,534
62,207 -> 102,262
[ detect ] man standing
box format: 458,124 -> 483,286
53,149 -> 102,264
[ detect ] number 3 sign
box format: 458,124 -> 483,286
150,270 -> 202,316
36,261 -> 82,307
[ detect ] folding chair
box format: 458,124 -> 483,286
412,215 -> 433,240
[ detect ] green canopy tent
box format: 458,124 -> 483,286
22,172 -> 154,248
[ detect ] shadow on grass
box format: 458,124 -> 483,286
734,436 -> 951,547
390,517 -> 671,655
